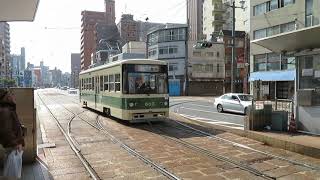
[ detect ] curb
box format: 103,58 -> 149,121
170,112 -> 320,159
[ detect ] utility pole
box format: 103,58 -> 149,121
231,1 -> 236,93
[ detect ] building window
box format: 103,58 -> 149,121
217,64 -> 220,73
169,64 -> 178,71
254,29 -> 267,39
159,46 -> 169,55
267,53 -> 281,71
281,56 -> 296,70
281,0 -> 295,7
280,21 -> 295,33
267,25 -> 280,36
254,3 -> 267,16
305,0 -> 313,27
270,0 -> 278,10
217,52 -> 220,57
254,54 -> 267,71
193,51 -> 201,57
169,46 -> 178,54
206,52 -> 214,57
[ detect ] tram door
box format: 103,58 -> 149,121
95,76 -> 100,109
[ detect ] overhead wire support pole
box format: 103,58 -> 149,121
231,1 -> 236,93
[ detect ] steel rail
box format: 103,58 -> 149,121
45,93 -> 180,180
171,118 -> 320,171
147,122 -> 275,180
37,93 -> 101,180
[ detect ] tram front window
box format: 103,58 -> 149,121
127,73 -> 168,94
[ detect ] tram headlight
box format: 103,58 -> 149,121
164,101 -> 168,106
129,102 -> 134,107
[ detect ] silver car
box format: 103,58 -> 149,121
214,93 -> 253,115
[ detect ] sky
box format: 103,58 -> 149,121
10,0 -> 186,73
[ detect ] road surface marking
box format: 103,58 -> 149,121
184,103 -> 212,108
178,107 -> 244,118
179,113 -> 244,130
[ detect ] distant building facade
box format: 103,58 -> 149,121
147,25 -> 188,95
187,0 -> 204,40
122,41 -> 146,55
0,22 -> 11,78
71,53 -> 81,88
80,11 -> 106,71
188,41 -> 225,95
117,14 -> 139,44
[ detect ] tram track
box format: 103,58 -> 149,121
41,91 -> 320,179
39,91 -> 180,180
146,121 -> 276,180
37,92 -> 101,180
169,101 -> 320,171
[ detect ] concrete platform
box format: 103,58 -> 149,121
171,112 -> 320,159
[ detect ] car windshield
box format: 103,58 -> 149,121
127,72 -> 168,94
238,95 -> 253,101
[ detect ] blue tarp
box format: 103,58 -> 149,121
249,70 -> 296,82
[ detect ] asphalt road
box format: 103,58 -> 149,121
170,97 -> 245,130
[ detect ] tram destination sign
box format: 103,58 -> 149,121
134,65 -> 161,72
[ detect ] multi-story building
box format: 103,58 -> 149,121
70,53 -> 81,88
61,72 -> 70,87
187,0 -> 204,40
80,11 -> 106,71
203,0 -> 247,40
0,22 -> 10,78
0,39 -> 5,78
136,21 -> 166,42
249,0 -> 320,134
11,55 -> 23,86
188,41 -> 225,95
20,47 -> 25,71
222,30 -> 248,93
40,61 -> 50,87
50,67 -> 62,87
250,0 -> 300,100
104,0 -> 116,25
117,14 -> 139,44
147,25 -> 188,95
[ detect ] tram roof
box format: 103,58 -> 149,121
80,59 -> 167,75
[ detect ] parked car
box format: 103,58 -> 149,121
214,93 -> 253,115
68,88 -> 77,94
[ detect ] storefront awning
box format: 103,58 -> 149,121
0,0 -> 40,21
249,70 -> 295,82
251,25 -> 320,53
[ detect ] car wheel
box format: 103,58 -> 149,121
217,104 -> 223,113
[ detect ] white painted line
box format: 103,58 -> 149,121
179,107 -> 244,118
185,103 -> 213,108
178,113 -> 244,130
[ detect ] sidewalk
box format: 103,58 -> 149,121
171,112 -> 320,159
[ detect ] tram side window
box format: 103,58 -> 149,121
115,74 -> 121,92
89,78 -> 92,90
92,77 -> 95,90
100,76 -> 103,91
109,74 -> 115,91
104,75 -> 109,91
85,78 -> 88,90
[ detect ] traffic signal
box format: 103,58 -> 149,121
201,42 -> 213,48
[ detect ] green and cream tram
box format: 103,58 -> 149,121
79,59 -> 169,122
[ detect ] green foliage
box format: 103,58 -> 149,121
0,78 -> 16,88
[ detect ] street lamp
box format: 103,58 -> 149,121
225,0 -> 246,93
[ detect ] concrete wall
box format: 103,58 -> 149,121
122,41 -> 146,54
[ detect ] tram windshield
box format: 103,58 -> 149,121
127,72 -> 168,94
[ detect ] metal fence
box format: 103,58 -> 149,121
247,98 -> 294,131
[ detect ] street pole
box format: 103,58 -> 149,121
231,1 -> 236,93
